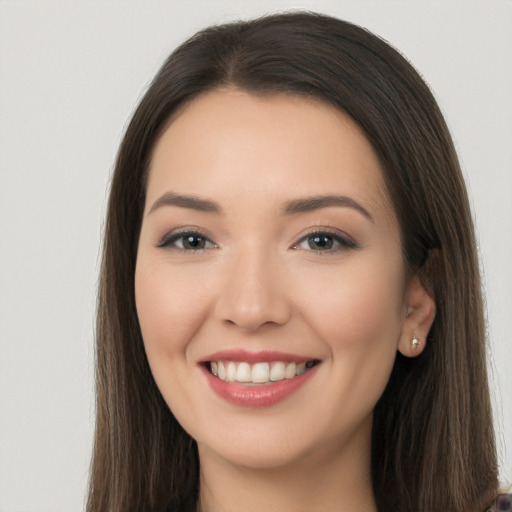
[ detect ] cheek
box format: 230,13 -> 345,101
305,255 -> 405,348
296,256 -> 405,404
134,260 -> 215,426
134,261 -> 210,360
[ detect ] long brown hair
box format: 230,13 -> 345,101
87,12 -> 498,512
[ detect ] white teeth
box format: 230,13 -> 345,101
270,361 -> 285,381
209,360 -> 316,384
227,361 -> 237,382
236,362 -> 252,382
252,362 -> 270,383
217,361 -> 226,381
284,362 -> 296,379
296,362 -> 306,376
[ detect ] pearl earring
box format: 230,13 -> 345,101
411,337 -> 420,350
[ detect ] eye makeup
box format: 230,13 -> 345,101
156,228 -> 217,251
291,229 -> 357,253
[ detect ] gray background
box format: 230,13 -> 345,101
1,1 -> 511,510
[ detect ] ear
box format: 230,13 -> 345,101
397,273 -> 436,358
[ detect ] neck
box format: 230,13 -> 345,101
196,421 -> 376,512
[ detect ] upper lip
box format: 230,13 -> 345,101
199,349 -> 318,365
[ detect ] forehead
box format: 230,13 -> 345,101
147,89 -> 396,229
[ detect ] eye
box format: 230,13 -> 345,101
292,230 -> 357,252
157,230 -> 217,251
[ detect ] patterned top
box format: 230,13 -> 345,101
487,493 -> 512,512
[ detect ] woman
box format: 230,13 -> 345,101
87,12 -> 506,512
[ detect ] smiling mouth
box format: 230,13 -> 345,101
205,360 -> 319,386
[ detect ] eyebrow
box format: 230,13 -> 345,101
283,195 -> 374,222
148,192 -> 221,214
148,191 -> 373,221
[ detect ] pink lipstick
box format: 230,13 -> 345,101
199,350 -> 320,407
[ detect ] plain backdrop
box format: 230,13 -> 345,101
1,1 -> 511,510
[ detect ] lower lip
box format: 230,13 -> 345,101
200,364 -> 319,407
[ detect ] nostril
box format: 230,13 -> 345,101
214,270 -> 292,331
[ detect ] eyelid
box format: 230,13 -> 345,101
156,227 -> 217,250
155,226 -> 356,252
292,228 -> 357,252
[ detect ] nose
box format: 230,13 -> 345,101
214,247 -> 292,332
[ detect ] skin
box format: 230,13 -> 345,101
135,89 -> 435,512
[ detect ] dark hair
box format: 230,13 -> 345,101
88,11 -> 498,512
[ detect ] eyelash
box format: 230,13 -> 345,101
157,229 -> 217,251
292,229 -> 357,253
157,229 -> 357,253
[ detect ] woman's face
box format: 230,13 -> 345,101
135,89 -> 418,469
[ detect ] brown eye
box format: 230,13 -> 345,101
181,234 -> 208,250
293,231 -> 357,252
157,231 -> 217,251
307,234 -> 334,250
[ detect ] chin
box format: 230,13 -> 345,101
194,413 -> 369,472
197,437 -> 313,471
